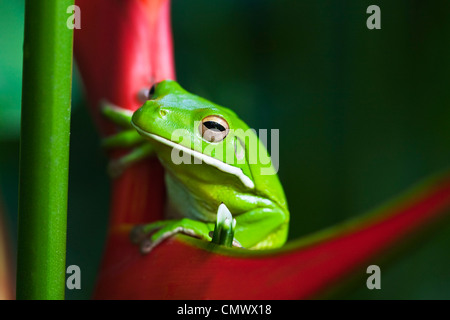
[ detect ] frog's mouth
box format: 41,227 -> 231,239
132,124 -> 255,189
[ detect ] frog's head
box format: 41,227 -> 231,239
131,80 -> 257,189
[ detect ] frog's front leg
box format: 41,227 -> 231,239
130,218 -> 215,254
100,101 -> 154,177
130,203 -> 242,254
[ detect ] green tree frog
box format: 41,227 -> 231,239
102,80 -> 289,253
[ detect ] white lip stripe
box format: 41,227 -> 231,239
132,122 -> 255,189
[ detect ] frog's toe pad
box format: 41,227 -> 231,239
130,225 -> 146,244
139,239 -> 154,254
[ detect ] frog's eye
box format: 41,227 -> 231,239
137,83 -> 158,103
148,84 -> 157,99
199,115 -> 229,142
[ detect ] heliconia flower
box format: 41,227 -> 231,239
75,0 -> 175,133
75,0 -> 174,227
93,172 -> 450,299
74,0 -> 450,299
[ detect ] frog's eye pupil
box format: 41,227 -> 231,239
148,84 -> 156,99
203,121 -> 226,132
199,116 -> 229,142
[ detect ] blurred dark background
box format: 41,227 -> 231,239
1,0 -> 449,299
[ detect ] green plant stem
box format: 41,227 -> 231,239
17,0 -> 74,300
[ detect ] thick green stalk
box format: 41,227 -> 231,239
17,0 -> 74,300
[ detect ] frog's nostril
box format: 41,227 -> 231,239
159,108 -> 168,117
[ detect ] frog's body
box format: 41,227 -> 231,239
103,80 -> 289,252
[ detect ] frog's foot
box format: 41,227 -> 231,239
130,219 -> 213,254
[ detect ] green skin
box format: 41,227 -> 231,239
102,80 -> 289,252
